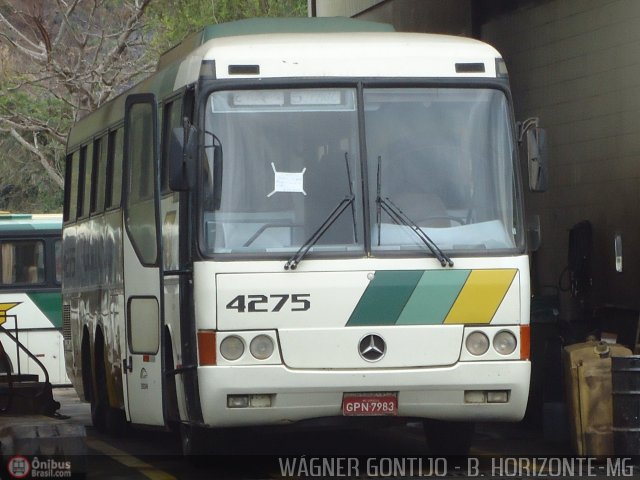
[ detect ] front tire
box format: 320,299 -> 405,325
105,407 -> 128,437
164,332 -> 180,432
180,423 -> 214,467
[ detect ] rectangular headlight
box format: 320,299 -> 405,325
464,391 -> 487,404
227,395 -> 249,408
487,391 -> 509,403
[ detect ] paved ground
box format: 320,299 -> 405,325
3,387 -> 636,479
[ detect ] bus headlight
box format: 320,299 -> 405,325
493,331 -> 517,355
465,331 -> 489,356
220,336 -> 245,361
250,335 -> 274,360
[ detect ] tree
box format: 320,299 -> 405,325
0,0 -> 154,210
0,133 -> 62,212
0,0 -> 306,212
146,0 -> 307,54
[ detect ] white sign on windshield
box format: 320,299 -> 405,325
268,162 -> 307,197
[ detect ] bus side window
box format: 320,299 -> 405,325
92,136 -> 108,214
105,129 -> 123,209
81,143 -> 94,218
64,151 -> 80,222
77,147 -> 86,219
0,240 -> 45,285
161,99 -> 184,193
54,240 -> 62,284
0,242 -> 10,284
77,145 -> 90,219
129,107 -> 154,201
125,96 -> 158,266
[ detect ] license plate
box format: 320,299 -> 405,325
342,392 -> 398,416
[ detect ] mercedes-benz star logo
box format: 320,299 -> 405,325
358,334 -> 386,362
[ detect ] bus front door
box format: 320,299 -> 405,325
122,94 -> 165,426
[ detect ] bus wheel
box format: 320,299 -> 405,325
423,419 -> 474,455
164,332 -> 180,432
0,351 -> 12,375
180,423 -> 211,462
91,335 -> 109,433
90,389 -> 108,433
106,407 -> 128,437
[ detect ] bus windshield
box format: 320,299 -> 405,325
202,88 -> 364,255
366,88 -> 521,253
201,87 -> 522,257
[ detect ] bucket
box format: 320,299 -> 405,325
612,356 -> 640,455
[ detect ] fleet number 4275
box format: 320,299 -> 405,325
226,294 -> 311,313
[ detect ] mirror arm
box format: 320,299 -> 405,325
518,117 -> 539,144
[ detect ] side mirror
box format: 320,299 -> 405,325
519,118 -> 548,193
528,214 -> 542,252
169,121 -> 197,191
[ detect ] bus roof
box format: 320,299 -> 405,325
68,17 -> 395,149
67,18 -> 503,150
0,213 -> 62,232
158,17 -> 395,70
193,32 -> 501,80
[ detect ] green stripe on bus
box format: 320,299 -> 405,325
396,270 -> 470,325
27,292 -> 62,328
347,270 -> 423,326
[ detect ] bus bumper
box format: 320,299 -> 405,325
196,360 -> 530,427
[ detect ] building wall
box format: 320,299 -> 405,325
483,0 -> 640,313
313,0 -> 640,315
313,0 -> 472,36
313,0 -> 385,19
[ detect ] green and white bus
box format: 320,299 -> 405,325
63,18 -> 541,453
0,213 -> 68,386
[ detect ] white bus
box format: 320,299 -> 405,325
0,213 -> 69,386
63,17 -> 542,454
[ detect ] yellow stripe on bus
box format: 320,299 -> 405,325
0,302 -> 20,326
443,269 -> 517,324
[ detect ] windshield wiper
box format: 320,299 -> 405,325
379,197 -> 454,267
284,195 -> 355,270
344,152 -> 358,244
203,129 -> 223,210
376,156 -> 383,246
376,156 -> 453,267
284,152 -> 358,270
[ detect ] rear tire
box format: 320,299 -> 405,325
91,333 -> 109,433
90,393 -> 108,433
423,419 -> 474,455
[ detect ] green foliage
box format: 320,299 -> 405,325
147,0 -> 307,54
0,0 -> 307,213
0,87 -> 73,136
0,65 -> 70,204
0,72 -> 68,213
0,136 -> 63,213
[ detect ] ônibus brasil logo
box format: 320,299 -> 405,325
7,455 -> 30,479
